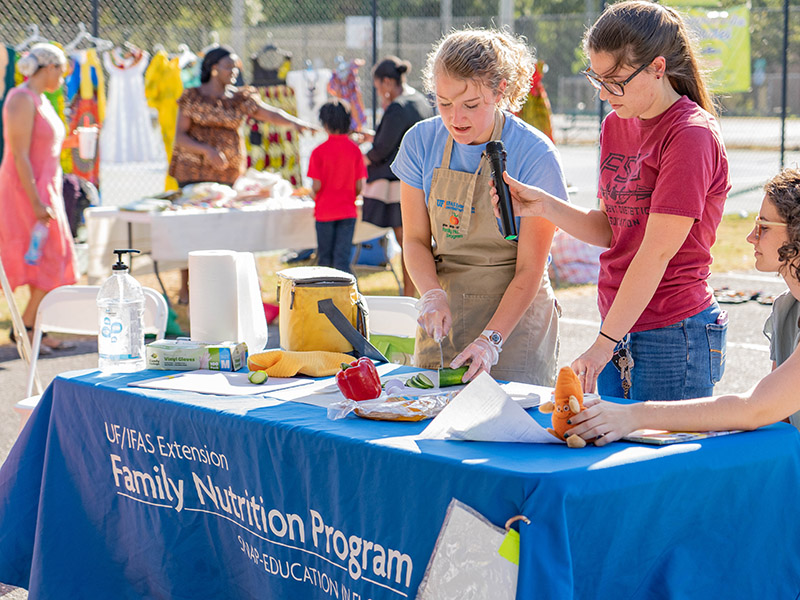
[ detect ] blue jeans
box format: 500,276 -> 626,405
597,303 -> 727,401
315,218 -> 356,273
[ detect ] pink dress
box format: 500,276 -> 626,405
0,86 -> 77,291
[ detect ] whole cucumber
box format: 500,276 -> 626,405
438,366 -> 468,387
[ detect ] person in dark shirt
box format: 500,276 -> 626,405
362,56 -> 433,296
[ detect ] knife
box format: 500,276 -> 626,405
435,339 -> 444,388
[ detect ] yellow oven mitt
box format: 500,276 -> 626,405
248,350 -> 354,378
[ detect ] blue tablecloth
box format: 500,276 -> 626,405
1,369 -> 800,599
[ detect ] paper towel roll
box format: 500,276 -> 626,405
188,250 -> 269,353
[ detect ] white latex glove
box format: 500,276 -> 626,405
415,289 -> 452,342
451,336 -> 500,382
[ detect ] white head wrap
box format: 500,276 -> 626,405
17,43 -> 66,78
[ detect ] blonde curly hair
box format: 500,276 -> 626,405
423,28 -> 535,113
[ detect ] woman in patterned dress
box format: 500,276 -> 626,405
169,45 -> 313,304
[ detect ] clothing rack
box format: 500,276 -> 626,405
14,25 -> 50,52
64,23 -> 114,53
176,44 -> 198,68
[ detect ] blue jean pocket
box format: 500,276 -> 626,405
706,321 -> 728,384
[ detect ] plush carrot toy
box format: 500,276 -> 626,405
539,366 -> 587,448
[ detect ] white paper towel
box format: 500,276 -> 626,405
188,250 -> 268,353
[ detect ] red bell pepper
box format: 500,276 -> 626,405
335,357 -> 382,401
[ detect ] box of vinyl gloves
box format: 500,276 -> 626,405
146,338 -> 247,371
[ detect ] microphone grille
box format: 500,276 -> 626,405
485,140 -> 505,154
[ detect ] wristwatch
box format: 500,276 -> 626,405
480,329 -> 504,349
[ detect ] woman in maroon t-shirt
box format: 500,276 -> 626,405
567,168 -> 800,445
493,0 -> 730,401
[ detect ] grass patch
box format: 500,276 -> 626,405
710,212 -> 758,273
0,212 -> 759,343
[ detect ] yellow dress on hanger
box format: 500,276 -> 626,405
81,48 -> 105,123
145,50 -> 183,190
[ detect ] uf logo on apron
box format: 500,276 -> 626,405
435,198 -> 476,240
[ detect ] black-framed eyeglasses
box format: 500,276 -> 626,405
582,62 -> 650,97
753,216 -> 787,240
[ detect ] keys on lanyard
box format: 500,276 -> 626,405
611,346 -> 634,399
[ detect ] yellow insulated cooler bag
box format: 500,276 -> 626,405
277,266 -> 369,353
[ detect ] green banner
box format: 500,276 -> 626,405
686,5 -> 752,93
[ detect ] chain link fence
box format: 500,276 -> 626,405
0,0 -> 797,208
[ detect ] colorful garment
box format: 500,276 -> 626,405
515,61 -> 554,142
327,61 -> 366,131
0,86 -> 77,291
181,61 -> 201,90
64,49 -> 105,186
81,49 -> 105,122
286,68 -> 331,128
0,45 -> 16,160
145,50 -> 183,189
244,85 -> 302,186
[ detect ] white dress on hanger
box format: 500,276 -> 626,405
101,49 -> 165,163
286,68 -> 331,127
286,67 -> 332,187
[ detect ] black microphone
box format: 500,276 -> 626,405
485,140 -> 517,240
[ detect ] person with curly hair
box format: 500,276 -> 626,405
391,28 -> 568,385
494,1 -> 730,400
566,168 -> 800,445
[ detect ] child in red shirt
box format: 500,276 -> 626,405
307,99 -> 367,273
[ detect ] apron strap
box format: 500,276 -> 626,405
469,110 -> 506,194
441,136 -> 455,169
475,110 -> 506,176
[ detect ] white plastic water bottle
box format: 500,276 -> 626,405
97,249 -> 145,373
24,222 -> 49,265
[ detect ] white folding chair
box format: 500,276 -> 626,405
14,285 -> 168,431
363,295 -> 418,337
363,295 -> 418,365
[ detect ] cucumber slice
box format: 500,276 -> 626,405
405,373 -> 434,389
438,366 -> 468,387
409,374 -> 427,389
416,373 -> 434,388
406,375 -> 423,388
248,370 -> 268,384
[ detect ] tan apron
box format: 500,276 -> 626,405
415,112 -> 560,385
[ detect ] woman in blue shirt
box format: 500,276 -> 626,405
392,28 -> 568,385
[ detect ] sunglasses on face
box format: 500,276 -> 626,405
582,62 -> 649,97
753,216 -> 788,240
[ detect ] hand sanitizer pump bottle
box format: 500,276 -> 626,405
97,249 -> 145,373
